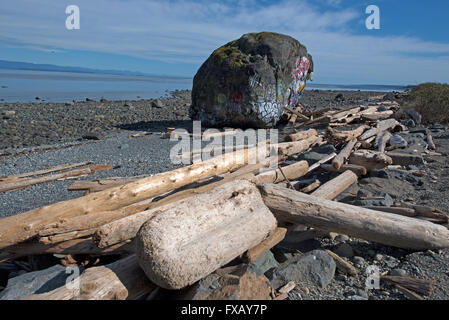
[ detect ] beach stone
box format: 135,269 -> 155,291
267,250 -> 335,290
353,256 -> 365,267
407,109 -> 422,124
390,268 -> 407,277
250,250 -> 279,274
190,32 -> 313,128
389,134 -> 408,148
334,243 -> 354,258
312,144 -> 337,154
374,254 -> 384,261
152,99 -> 164,108
0,264 -> 83,300
182,264 -> 272,300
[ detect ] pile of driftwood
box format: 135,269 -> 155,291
0,98 -> 447,300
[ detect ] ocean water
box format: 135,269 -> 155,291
0,69 -> 406,103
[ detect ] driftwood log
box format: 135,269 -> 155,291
24,255 -> 156,300
332,139 -> 357,170
258,183 -> 449,250
311,170 -> 358,200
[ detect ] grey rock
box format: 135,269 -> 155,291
407,109 -> 422,124
334,243 -> 354,258
356,288 -> 369,299
118,144 -> 129,150
389,134 -> 408,148
353,256 -> 365,267
152,99 -> 164,108
190,32 -> 313,128
312,144 -> 337,154
374,254 -> 384,262
406,119 -> 415,128
390,268 -> 407,277
349,294 -> 368,300
250,250 -> 279,274
298,151 -> 326,163
267,250 -> 336,290
0,264 -> 83,300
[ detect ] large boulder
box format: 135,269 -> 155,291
190,32 -> 313,128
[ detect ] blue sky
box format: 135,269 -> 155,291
0,0 -> 448,84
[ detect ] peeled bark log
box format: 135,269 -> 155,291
327,125 -> 368,143
360,119 -> 399,140
242,227 -> 287,263
310,170 -> 358,200
0,148 -> 259,250
332,139 -> 357,170
24,255 -> 156,300
376,131 -> 392,153
0,161 -> 93,181
258,183 -> 449,250
284,129 -> 317,142
321,164 -> 367,176
4,237 -> 133,255
135,180 -> 277,289
0,164 -> 112,193
299,179 -> 321,193
361,110 -> 394,121
276,135 -> 317,156
251,161 -> 309,185
349,150 -> 393,171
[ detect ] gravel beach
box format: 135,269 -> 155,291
1,88 -> 448,300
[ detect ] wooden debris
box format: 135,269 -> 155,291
24,255 -> 157,300
376,131 -> 392,153
360,119 -> 399,140
284,129 -> 317,142
278,281 -> 296,294
258,183 -> 449,250
0,164 -> 112,193
251,161 -> 309,185
311,170 -> 358,200
321,163 -> 367,176
308,152 -> 337,173
426,134 -> 436,150
242,227 -> 287,263
68,176 -> 149,193
299,179 -> 321,193
324,249 -> 358,276
276,135 -> 318,156
327,125 -> 368,143
395,284 -> 424,300
332,139 -> 357,170
349,150 -> 393,171
0,161 -> 93,181
381,275 -> 434,296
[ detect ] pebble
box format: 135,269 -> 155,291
390,269 -> 407,277
374,254 -> 383,261
353,256 -> 365,267
334,243 -> 354,258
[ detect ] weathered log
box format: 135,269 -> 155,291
332,139 -> 357,170
311,170 -> 358,200
299,179 -> 321,193
386,152 -> 424,166
361,110 -> 394,121
308,152 -> 337,172
427,134 -> 436,150
395,284 -> 424,300
0,148 -> 259,249
327,125 -> 368,143
349,150 -> 393,171
284,105 -> 308,123
323,249 -> 358,276
395,202 -> 448,224
321,164 -> 367,176
39,229 -> 97,244
4,237 -> 133,255
381,276 -> 434,296
135,180 -> 277,290
0,164 -> 112,193
330,107 -> 361,122
284,129 -> 317,142
68,176 -> 148,193
251,161 -> 309,185
360,119 -> 399,140
23,255 -> 156,300
0,161 -> 93,181
375,131 -> 392,153
258,183 -> 449,250
242,227 -> 287,263
276,135 -> 317,156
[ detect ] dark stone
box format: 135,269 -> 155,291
0,264 -> 84,300
335,93 -> 344,101
152,99 -> 164,108
312,144 -> 337,154
190,32 -> 313,128
250,250 -> 279,274
266,250 -> 335,290
352,190 -> 394,206
81,134 -> 100,141
182,264 -> 272,300
86,97 -> 95,102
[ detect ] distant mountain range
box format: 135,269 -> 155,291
0,59 -> 168,77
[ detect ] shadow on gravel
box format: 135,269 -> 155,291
115,120 -> 194,133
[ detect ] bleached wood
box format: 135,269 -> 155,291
258,183 -> 449,250
332,139 -> 357,170
321,164 -> 367,176
311,170 -> 358,200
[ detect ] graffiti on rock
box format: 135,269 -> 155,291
288,56 -> 310,108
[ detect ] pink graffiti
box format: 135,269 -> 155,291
231,92 -> 243,104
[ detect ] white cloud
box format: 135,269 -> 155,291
0,0 -> 448,83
